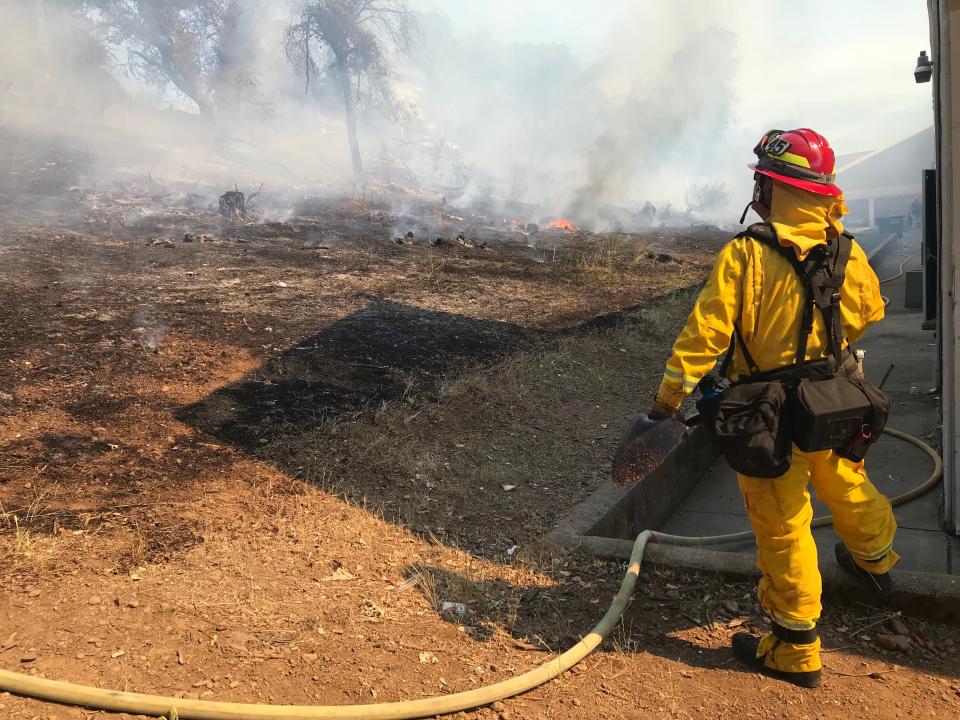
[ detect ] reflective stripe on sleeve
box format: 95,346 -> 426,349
663,372 -> 699,392
663,365 -> 683,380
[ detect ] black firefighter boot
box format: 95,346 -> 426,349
732,623 -> 822,689
835,542 -> 894,598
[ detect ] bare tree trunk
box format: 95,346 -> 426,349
336,59 -> 364,179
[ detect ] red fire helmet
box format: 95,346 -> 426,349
748,128 -> 842,197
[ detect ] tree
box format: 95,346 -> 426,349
285,0 -> 418,179
80,0 -> 242,117
687,180 -> 730,214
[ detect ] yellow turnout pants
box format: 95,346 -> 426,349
738,448 -> 899,632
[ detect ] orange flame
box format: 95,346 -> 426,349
544,218 -> 578,231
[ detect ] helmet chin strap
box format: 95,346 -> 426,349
741,174 -> 772,224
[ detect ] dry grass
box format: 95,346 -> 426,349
0,485 -> 54,573
571,234 -> 650,276
253,282 -> 702,553
437,285 -> 698,406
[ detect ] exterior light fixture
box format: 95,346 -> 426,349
915,50 -> 933,83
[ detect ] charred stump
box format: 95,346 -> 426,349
219,191 -> 247,221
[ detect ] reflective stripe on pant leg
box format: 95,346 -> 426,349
738,449 -> 821,631
808,450 -> 900,575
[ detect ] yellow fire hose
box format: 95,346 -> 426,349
0,427 -> 942,719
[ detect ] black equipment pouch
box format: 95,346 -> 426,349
698,223 -> 889,474
698,378 -> 792,478
791,375 -> 889,461
697,325 -> 793,478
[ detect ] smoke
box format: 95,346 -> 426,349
0,1 -> 355,196
0,1 -> 928,230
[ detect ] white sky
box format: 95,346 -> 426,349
412,0 -> 933,155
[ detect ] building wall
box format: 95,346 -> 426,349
935,0 -> 960,534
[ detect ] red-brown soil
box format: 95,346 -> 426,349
0,188 -> 957,720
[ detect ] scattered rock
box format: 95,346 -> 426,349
440,601 -> 466,619
665,589 -> 682,600
877,634 -> 911,652
302,653 -> 318,663
572,698 -> 582,707
87,596 -> 101,605
111,650 -> 125,658
19,653 -> 36,663
418,651 -> 438,664
490,701 -> 505,712
324,567 -> 355,581
723,600 -> 740,614
126,599 -> 139,608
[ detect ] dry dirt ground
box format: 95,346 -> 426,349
0,179 -> 958,720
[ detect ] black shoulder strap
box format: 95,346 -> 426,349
719,322 -> 760,378
734,223 -> 853,373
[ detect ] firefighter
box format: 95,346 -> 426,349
650,129 -> 898,688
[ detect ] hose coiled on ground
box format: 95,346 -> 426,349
0,427 -> 942,719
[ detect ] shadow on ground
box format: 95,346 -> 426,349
406,560 -> 960,682
177,297 -> 535,447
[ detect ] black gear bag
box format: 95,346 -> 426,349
697,223 -> 889,477
696,323 -> 792,478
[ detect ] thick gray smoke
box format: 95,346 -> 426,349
399,4 -> 749,225
0,1 -> 752,225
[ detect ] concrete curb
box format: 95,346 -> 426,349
546,420 -> 716,543
866,230 -> 902,263
547,409 -> 960,623
547,531 -> 960,623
